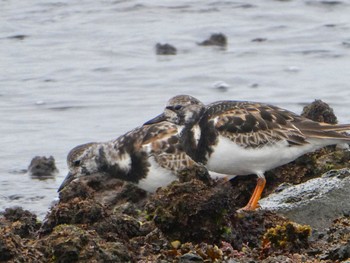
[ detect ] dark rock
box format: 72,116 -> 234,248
179,253 -> 204,262
0,207 -> 41,238
155,43 -> 177,55
58,173 -> 147,205
324,240 -> 350,260
37,224 -> 133,262
198,33 -> 227,47
146,178 -> 291,250
301,99 -> 338,124
28,156 -> 58,178
0,208 -> 45,262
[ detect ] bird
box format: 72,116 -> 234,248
58,117 -> 209,193
145,95 -> 350,211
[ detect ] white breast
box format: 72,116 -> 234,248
206,136 -> 322,176
137,157 -> 177,192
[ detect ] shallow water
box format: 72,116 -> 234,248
1,0 -> 350,218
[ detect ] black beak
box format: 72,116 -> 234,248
144,113 -> 167,125
57,172 -> 77,192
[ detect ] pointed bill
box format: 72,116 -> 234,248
57,172 -> 77,192
144,113 -> 167,125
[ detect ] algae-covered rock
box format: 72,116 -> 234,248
38,224 -> 133,262
0,207 -> 41,239
263,222 -> 311,250
0,207 -> 44,262
301,99 -> 338,124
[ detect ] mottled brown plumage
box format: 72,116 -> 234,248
59,120 -> 207,192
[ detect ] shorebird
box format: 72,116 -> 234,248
58,108 -> 207,193
145,95 -> 350,210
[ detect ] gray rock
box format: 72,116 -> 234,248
260,168 -> 350,230
179,253 -> 203,263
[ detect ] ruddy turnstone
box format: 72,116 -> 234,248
145,95 -> 350,210
58,114 -> 208,193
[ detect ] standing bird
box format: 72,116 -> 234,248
145,95 -> 350,210
58,117 -> 208,193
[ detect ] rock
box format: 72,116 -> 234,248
301,99 -> 338,124
263,222 -> 311,250
179,253 -> 203,262
0,207 -> 44,262
318,216 -> 350,261
28,156 -> 58,178
146,178 -> 290,250
260,168 -> 350,230
198,33 -> 227,47
37,224 -> 133,262
0,207 -> 41,239
155,43 -> 177,55
323,240 -> 350,261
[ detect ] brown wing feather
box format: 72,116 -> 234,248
142,122 -> 197,171
207,101 -> 308,148
294,121 -> 350,141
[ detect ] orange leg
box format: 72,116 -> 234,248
241,173 -> 266,211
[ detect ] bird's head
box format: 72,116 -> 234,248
144,95 -> 205,126
58,142 -> 101,192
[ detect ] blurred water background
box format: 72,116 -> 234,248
1,0 -> 350,218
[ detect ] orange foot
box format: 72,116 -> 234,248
240,174 -> 266,211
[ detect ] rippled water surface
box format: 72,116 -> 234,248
1,0 -> 350,218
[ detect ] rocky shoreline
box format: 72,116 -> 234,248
1,101 -> 350,262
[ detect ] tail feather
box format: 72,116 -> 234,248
296,121 -> 350,141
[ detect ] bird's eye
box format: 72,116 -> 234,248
73,160 -> 81,166
174,105 -> 182,110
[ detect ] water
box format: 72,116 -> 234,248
1,0 -> 350,218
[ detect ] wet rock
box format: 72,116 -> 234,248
58,173 -> 147,205
28,156 -> 58,178
155,43 -> 177,55
179,252 -> 203,262
260,168 -> 350,230
301,99 -> 338,124
0,208 -> 44,262
198,33 -> 227,47
146,178 -> 291,250
42,174 -> 147,236
37,224 -> 133,262
0,207 -> 41,239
